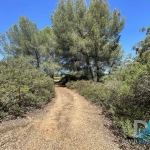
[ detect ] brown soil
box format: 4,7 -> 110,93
0,86 -> 120,150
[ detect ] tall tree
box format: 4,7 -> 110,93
52,0 -> 125,81
0,17 -> 60,77
40,27 -> 61,77
87,0 -> 125,80
0,16 -> 40,67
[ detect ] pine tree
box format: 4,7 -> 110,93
133,27 -> 150,56
0,17 -> 60,76
52,0 -> 126,81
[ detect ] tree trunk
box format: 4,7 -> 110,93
96,65 -> 100,82
95,59 -> 100,82
86,59 -> 94,80
35,49 -> 40,68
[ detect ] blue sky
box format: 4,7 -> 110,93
0,0 -> 150,59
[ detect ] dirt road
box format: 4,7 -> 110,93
0,86 -> 120,150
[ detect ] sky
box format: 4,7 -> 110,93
0,0 -> 150,60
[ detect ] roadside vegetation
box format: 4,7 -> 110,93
66,52 -> 150,138
0,57 -> 55,119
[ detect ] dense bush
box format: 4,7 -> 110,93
0,57 -> 55,119
66,54 -> 150,138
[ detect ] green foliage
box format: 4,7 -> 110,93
0,57 -> 55,119
52,0 -> 125,81
133,26 -> 150,56
0,17 -> 61,76
66,55 -> 150,138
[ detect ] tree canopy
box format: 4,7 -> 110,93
52,0 -> 125,81
133,26 -> 150,57
0,17 -> 61,77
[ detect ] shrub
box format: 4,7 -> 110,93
0,57 -> 55,119
66,61 -> 150,138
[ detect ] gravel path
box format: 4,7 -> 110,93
0,86 -> 120,150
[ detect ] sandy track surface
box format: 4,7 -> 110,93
0,86 -> 120,150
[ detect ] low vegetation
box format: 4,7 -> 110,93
66,50 -> 150,138
0,57 -> 55,119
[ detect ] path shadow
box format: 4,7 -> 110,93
54,80 -> 66,87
